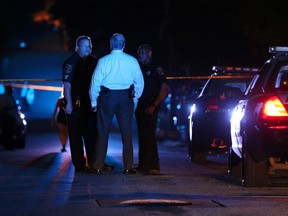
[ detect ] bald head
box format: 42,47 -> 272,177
110,33 -> 126,50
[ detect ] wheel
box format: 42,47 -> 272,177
189,121 -> 207,163
242,150 -> 268,187
241,131 -> 268,187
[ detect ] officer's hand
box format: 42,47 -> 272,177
65,104 -> 73,114
145,105 -> 156,115
92,106 -> 97,112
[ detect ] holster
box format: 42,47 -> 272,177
100,86 -> 109,94
129,85 -> 134,99
75,96 -> 81,108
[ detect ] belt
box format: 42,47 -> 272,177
101,86 -> 132,92
109,88 -> 129,91
101,85 -> 134,99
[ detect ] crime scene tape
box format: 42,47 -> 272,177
0,75 -> 254,92
0,79 -> 62,92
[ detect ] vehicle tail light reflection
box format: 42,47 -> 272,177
207,97 -> 219,110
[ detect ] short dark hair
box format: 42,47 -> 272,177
110,33 -> 125,49
137,44 -> 152,54
75,35 -> 91,50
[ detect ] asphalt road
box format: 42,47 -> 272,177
0,119 -> 288,216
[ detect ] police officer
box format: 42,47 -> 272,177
63,35 -> 97,172
135,44 -> 169,174
90,33 -> 144,174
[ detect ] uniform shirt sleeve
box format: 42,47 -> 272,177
156,66 -> 167,85
89,60 -> 104,107
133,60 -> 144,102
62,53 -> 79,84
63,62 -> 74,83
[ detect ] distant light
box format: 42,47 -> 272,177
20,113 -> 25,119
173,116 -> 178,125
176,104 -> 181,110
25,88 -> 35,105
19,42 -> 26,48
0,83 -> 4,94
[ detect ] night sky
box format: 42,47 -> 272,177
2,0 -> 288,75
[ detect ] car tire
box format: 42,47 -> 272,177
241,130 -> 268,187
242,150 -> 268,187
189,123 -> 207,163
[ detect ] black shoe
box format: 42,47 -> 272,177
133,166 -> 142,171
103,163 -> 115,172
61,147 -> 67,152
124,169 -> 137,175
132,166 -> 144,173
89,169 -> 102,174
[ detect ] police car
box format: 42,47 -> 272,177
230,47 -> 288,187
188,65 -> 257,163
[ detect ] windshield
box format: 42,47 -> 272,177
201,77 -> 252,96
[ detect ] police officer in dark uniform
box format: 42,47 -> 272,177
63,35 -> 97,172
135,44 -> 169,174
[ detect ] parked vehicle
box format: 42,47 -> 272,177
188,66 -> 257,163
229,47 -> 288,187
0,85 -> 27,150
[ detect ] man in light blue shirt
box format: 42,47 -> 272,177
89,33 -> 144,174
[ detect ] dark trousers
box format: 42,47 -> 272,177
135,101 -> 160,170
93,89 -> 134,170
66,109 -> 97,170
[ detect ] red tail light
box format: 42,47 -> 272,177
261,96 -> 288,119
207,97 -> 219,110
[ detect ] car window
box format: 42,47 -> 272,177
202,78 -> 250,96
248,62 -> 274,94
245,74 -> 259,95
275,67 -> 288,90
224,82 -> 247,92
264,61 -> 288,92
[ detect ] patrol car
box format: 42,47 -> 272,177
188,65 -> 257,163
230,47 -> 288,187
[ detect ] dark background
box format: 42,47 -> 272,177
1,0 -> 288,75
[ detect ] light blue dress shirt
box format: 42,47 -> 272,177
89,50 -> 144,107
